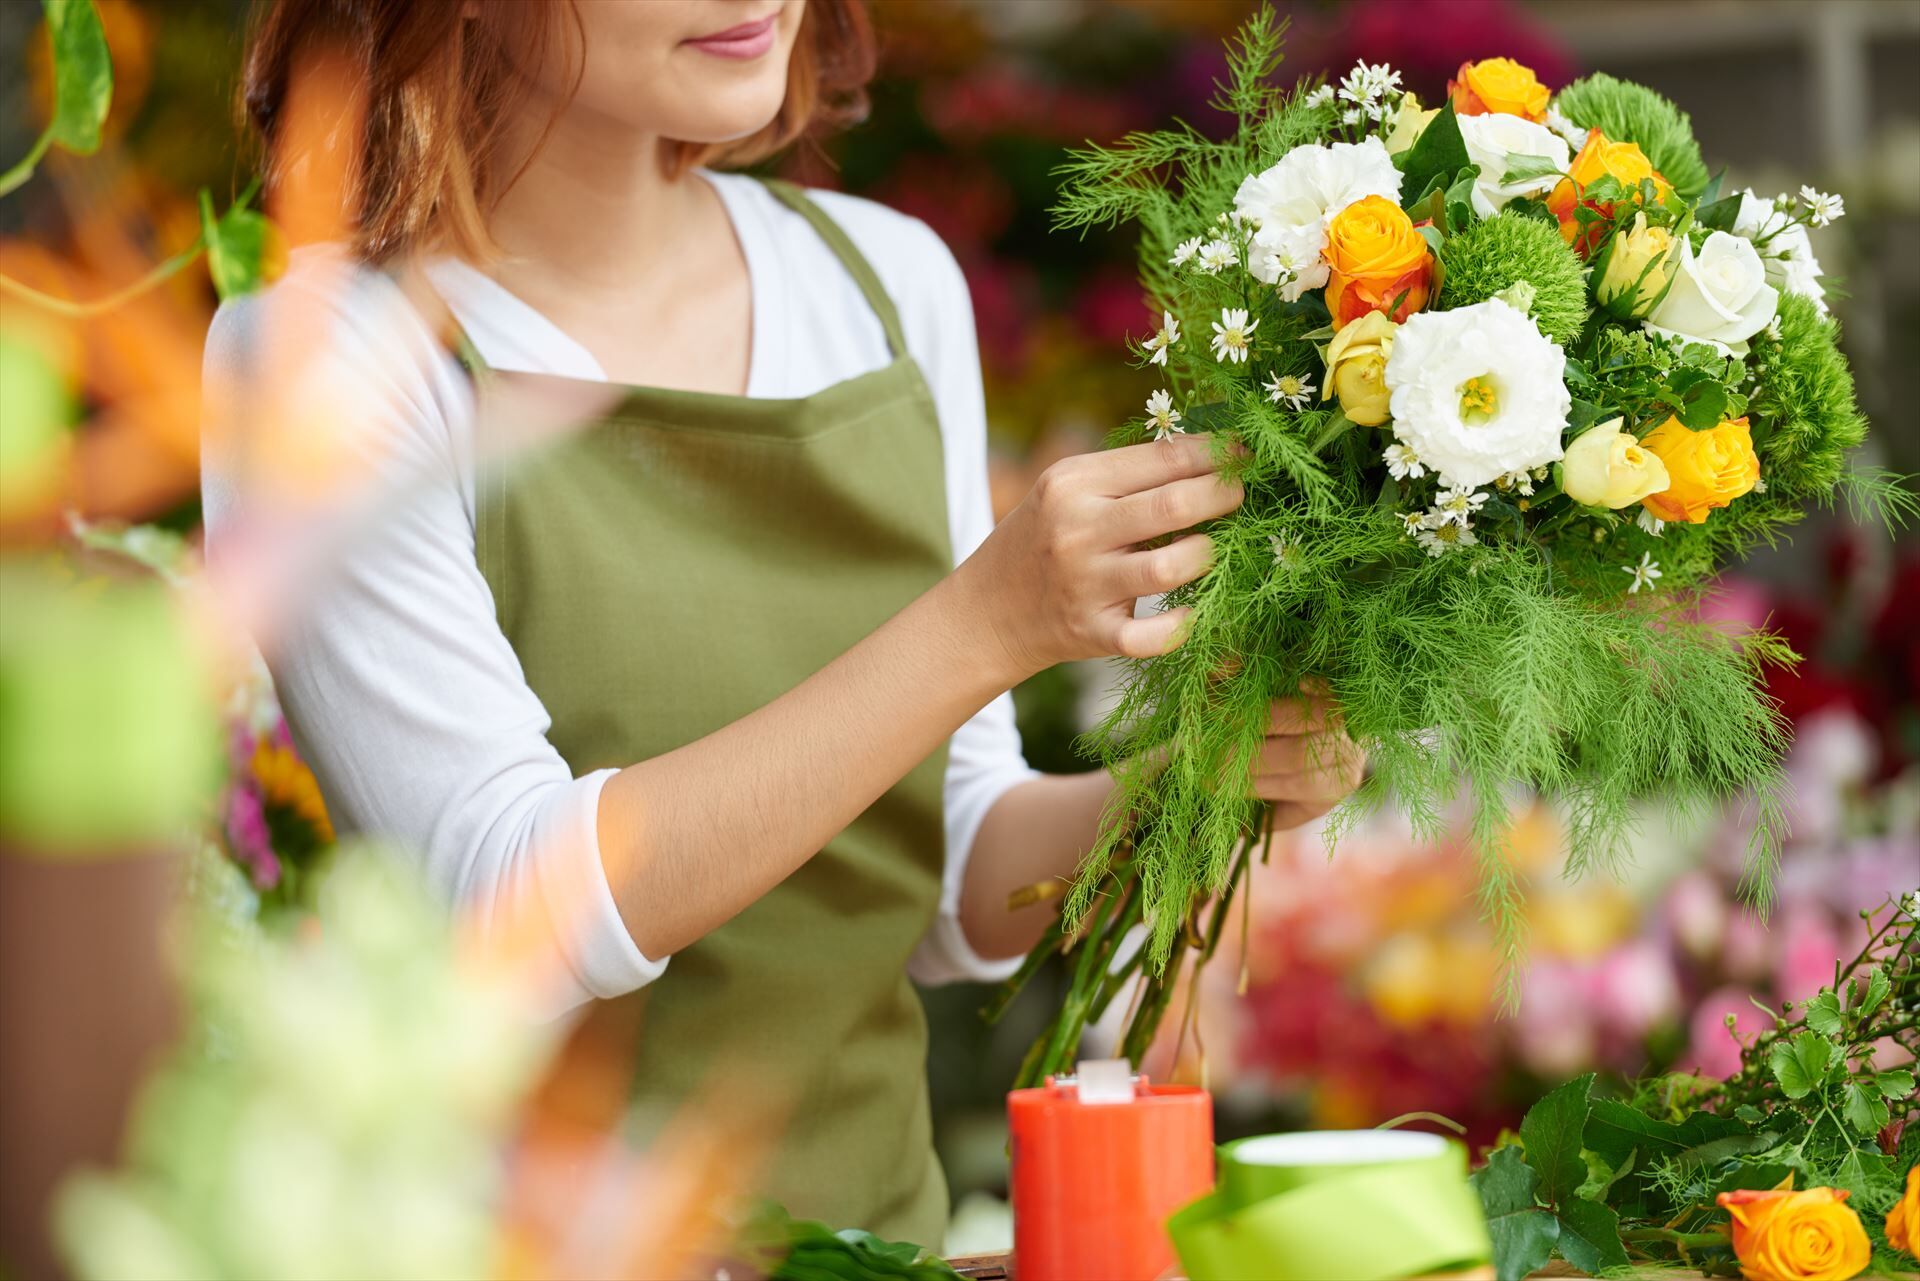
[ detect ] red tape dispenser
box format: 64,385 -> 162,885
1008,1059 -> 1215,1281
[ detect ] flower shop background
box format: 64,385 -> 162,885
1,0 -> 1917,1274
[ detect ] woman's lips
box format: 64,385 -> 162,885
683,14 -> 777,60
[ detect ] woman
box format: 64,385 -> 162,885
206,0 -> 1363,1245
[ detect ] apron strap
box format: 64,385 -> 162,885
760,178 -> 910,361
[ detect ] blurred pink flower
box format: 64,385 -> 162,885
1665,869 -> 1727,961
1775,906 -> 1842,1005
1514,960 -> 1598,1078
1722,907 -> 1773,982
1591,939 -> 1681,1042
1693,576 -> 1773,636
225,785 -> 280,891
1685,986 -> 1771,1080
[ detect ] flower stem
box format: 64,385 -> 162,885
0,236 -> 208,319
0,127 -> 54,200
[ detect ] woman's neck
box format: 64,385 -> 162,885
475,97 -> 752,392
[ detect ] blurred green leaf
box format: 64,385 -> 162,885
200,189 -> 280,300
0,332 -> 70,515
0,568 -> 221,855
43,0 -> 112,155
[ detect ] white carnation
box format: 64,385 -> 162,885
1384,299 -> 1571,489
1234,138 -> 1401,298
1456,113 -> 1570,217
1645,230 -> 1779,357
1732,189 -> 1827,314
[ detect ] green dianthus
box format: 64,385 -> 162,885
1437,212 -> 1590,343
1554,73 -> 1711,200
1752,292 -> 1868,498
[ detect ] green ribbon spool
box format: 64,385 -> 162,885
1167,1130 -> 1492,1281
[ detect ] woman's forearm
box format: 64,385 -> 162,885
596,569 -> 1023,960
959,770 -> 1119,960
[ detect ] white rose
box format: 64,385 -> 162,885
1234,137 -> 1401,298
1384,298 -> 1571,489
1732,188 -> 1827,314
1456,113 -> 1570,217
1644,230 -> 1779,356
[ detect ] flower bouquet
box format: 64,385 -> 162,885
989,10 -> 1912,1085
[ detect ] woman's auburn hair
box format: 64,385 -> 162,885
241,0 -> 876,264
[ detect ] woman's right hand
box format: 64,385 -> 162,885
958,434 -> 1244,678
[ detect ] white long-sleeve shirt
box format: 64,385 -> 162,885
202,172 -> 1036,1012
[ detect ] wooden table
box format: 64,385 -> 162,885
945,1256 -> 1716,1279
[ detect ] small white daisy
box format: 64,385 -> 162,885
1196,238 -> 1240,275
1144,311 -> 1181,367
1544,105 -> 1590,152
1302,84 -> 1335,110
1337,60 -> 1402,121
1398,509 -> 1427,536
1341,107 -> 1363,126
1495,469 -> 1536,497
1763,316 -> 1783,343
1531,464 -> 1552,482
1431,485 -> 1489,527
1635,507 -> 1666,537
1799,185 -> 1844,227
1753,476 -> 1767,494
1269,532 -> 1302,568
1624,551 -> 1662,593
1210,307 -> 1259,364
1170,236 -> 1204,268
1145,389 -> 1183,441
1264,370 -> 1316,411
1416,520 -> 1478,557
1383,443 -> 1426,481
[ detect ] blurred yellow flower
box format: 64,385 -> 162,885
251,739 -> 335,843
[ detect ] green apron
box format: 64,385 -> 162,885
462,180 -> 954,1244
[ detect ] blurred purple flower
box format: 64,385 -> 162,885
1685,986 -> 1770,1080
1774,906 -> 1842,1005
1591,939 -> 1681,1043
225,785 -> 280,891
1514,959 -> 1598,1078
1665,870 -> 1728,962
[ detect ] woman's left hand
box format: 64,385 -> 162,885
1251,680 -> 1367,829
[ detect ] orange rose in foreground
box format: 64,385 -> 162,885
1448,57 -> 1550,121
1640,415 -> 1760,524
1717,1182 -> 1870,1281
1323,196 -> 1432,328
1546,129 -> 1673,254
1889,1165 -> 1920,1256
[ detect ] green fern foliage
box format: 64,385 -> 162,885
1437,212 -> 1591,342
1752,292 -> 1869,499
1554,73 -> 1712,199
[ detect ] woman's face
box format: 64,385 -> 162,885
529,0 -> 806,145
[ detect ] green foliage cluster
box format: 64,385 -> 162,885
1046,9 -> 1795,984
1478,897 -> 1919,1280
1753,292 -> 1871,499
1554,72 -> 1712,199
737,1204 -> 959,1280
1436,212 -> 1591,343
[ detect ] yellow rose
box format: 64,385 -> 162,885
1559,417 -> 1670,508
1321,310 -> 1398,425
1888,1166 -> 1920,1256
1384,93 -> 1438,154
1323,196 -> 1433,329
1717,1182 -> 1871,1281
1594,212 -> 1678,319
1448,57 -> 1551,122
1640,415 -> 1760,524
1547,130 -> 1673,254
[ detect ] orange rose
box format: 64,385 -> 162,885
1448,58 -> 1550,122
1888,1165 -> 1920,1256
1640,415 -> 1760,524
1717,1182 -> 1871,1281
1546,129 -> 1673,255
1323,196 -> 1432,329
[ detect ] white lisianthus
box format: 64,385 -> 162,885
1456,113 -> 1570,217
1384,298 -> 1571,489
1732,189 -> 1826,314
1234,137 -> 1401,299
1644,230 -> 1779,357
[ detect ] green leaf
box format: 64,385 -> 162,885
1584,1101 -> 1747,1171
1801,989 -> 1844,1037
1554,1196 -> 1630,1276
1854,967 -> 1891,1020
1471,1148 -> 1560,1281
1733,1105 -> 1765,1125
1575,1148 -> 1633,1203
1661,366 -> 1731,430
1400,106 -> 1470,217
1520,1073 -> 1594,1207
1695,193 -> 1742,232
1768,1031 -> 1834,1100
200,190 -> 280,300
0,331 -> 71,514
1445,165 -> 1480,234
1832,1149 -> 1897,1206
43,0 -> 112,155
1842,1079 -> 1889,1135
1501,153 -> 1564,185
1878,1069 -> 1916,1101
